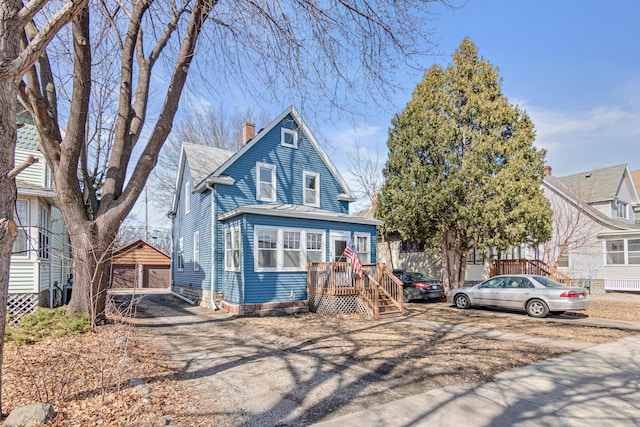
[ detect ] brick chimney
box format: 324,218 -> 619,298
242,121 -> 255,145
543,165 -> 552,176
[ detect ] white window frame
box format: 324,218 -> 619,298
605,239 -> 624,265
177,237 -> 184,271
185,181 -> 191,214
281,128 -> 298,148
254,226 -> 325,272
305,231 -> 325,264
283,230 -> 301,270
13,199 -> 29,258
617,201 -> 628,219
303,171 -> 320,207
193,231 -> 200,271
225,226 -> 241,272
38,204 -> 50,259
628,239 -> 640,265
256,162 -> 276,202
354,232 -> 370,264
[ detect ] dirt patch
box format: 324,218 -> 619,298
2,296 -> 639,426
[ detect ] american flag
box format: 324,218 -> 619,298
343,240 -> 363,277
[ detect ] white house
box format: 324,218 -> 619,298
10,109 -> 71,322
542,164 -> 640,292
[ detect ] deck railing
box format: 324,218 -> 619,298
490,259 -> 570,284
307,262 -> 403,319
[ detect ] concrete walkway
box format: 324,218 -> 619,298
313,334 -> 640,427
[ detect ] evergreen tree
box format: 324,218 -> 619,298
377,38 -> 552,290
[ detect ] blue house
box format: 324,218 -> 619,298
168,106 -> 383,314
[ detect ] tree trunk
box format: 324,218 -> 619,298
65,220 -> 119,324
0,0 -> 21,412
440,230 -> 467,292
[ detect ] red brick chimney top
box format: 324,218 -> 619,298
242,121 -> 255,145
543,165 -> 552,176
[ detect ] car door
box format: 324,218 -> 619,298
500,277 -> 534,309
473,276 -> 507,305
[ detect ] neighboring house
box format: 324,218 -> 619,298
542,164 -> 640,292
168,106 -> 382,313
109,240 -> 171,289
631,169 -> 640,224
10,109 -> 71,322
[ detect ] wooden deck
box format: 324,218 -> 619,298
307,262 -> 403,319
490,259 -> 570,284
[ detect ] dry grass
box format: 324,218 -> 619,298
2,296 -> 639,426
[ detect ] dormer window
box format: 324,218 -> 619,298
281,128 -> 298,148
257,162 -> 276,202
303,171 -> 319,207
617,201 -> 628,219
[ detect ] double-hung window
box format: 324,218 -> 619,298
306,232 -> 324,263
303,171 -> 319,207
627,239 -> 640,265
225,227 -> 241,271
355,233 -> 370,264
13,199 -> 29,256
283,231 -> 301,269
193,231 -> 200,271
177,237 -> 184,271
616,201 -> 628,219
606,240 -> 624,265
257,229 -> 278,269
257,163 -> 276,202
38,205 -> 50,259
281,128 -> 298,148
255,227 -> 325,271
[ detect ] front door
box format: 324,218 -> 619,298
330,231 -> 350,262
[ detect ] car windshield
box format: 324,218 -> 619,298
407,272 -> 433,281
533,276 -> 563,287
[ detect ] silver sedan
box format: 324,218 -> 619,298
448,275 -> 590,318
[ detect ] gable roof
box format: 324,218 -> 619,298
631,170 -> 640,199
555,164 -> 627,204
193,106 -> 355,201
112,239 -> 170,260
168,143 -> 235,215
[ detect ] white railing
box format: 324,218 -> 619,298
604,279 -> 640,292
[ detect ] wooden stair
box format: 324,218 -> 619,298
377,293 -> 403,318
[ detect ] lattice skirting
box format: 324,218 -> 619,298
308,294 -> 370,317
7,294 -> 39,325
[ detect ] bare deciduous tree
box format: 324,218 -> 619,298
149,106 -> 269,210
9,0 -> 453,328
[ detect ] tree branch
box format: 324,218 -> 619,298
6,155 -> 39,180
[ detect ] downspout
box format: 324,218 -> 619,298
206,181 -> 218,310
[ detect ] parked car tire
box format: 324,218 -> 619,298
454,294 -> 470,309
402,289 -> 410,303
526,299 -> 550,318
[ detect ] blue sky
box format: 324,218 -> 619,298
132,0 -> 640,227
324,0 -> 640,185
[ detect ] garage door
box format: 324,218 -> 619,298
111,265 -> 136,288
143,265 -> 170,288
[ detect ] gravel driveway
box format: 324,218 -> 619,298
127,294 -> 640,426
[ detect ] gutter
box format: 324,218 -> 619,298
206,181 -> 218,310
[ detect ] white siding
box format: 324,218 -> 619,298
15,148 -> 46,186
9,260 -> 38,294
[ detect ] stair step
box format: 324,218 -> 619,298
378,310 -> 402,318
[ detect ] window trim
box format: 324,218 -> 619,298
256,162 -> 276,202
354,232 -> 370,264
225,226 -> 241,272
628,239 -> 640,265
254,226 -> 326,272
38,204 -> 50,260
177,237 -> 184,271
193,231 -> 200,271
616,201 -> 628,219
185,181 -> 191,214
281,128 -> 298,148
13,199 -> 30,258
605,239 -> 625,265
303,171 -> 320,207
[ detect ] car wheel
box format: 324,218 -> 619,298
526,299 -> 550,318
402,289 -> 410,303
454,294 -> 470,309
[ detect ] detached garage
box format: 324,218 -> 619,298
109,240 -> 171,289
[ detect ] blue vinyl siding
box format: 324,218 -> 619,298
172,161 -> 211,289
236,214 -> 376,305
218,217 -> 243,304
216,114 -> 348,216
